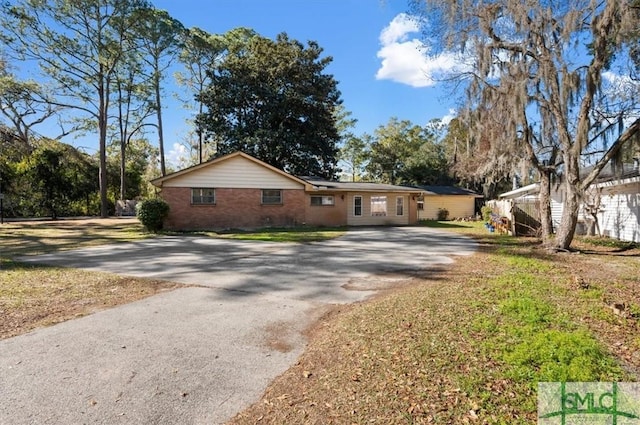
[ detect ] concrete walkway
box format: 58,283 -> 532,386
1,227 -> 476,425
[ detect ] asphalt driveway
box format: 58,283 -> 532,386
1,226 -> 476,425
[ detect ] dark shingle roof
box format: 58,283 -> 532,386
301,178 -> 421,192
581,162 -> 640,183
414,185 -> 483,196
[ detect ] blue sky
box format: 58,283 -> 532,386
149,0 -> 461,164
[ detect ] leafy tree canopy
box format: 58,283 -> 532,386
365,117 -> 448,185
197,32 -> 342,179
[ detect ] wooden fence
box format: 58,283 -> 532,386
487,199 -> 541,236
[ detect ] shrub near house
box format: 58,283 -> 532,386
136,198 -> 170,232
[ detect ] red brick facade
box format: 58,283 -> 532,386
160,187 -> 307,230
304,194 -> 348,227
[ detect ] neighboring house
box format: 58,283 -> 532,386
150,151 -> 422,230
414,185 -> 483,220
494,162 -> 640,242
590,164 -> 640,242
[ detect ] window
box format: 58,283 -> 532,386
396,196 -> 404,216
191,188 -> 215,205
353,195 -> 362,216
262,189 -> 282,205
371,196 -> 387,217
310,195 -> 335,206
417,200 -> 424,210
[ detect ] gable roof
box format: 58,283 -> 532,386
151,151 -> 312,189
414,185 -> 483,197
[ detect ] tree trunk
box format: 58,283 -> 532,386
99,125 -> 108,218
538,169 -> 554,244
120,140 -> 126,201
98,77 -> 109,219
553,176 -> 580,250
155,71 -> 166,176
198,99 -> 204,164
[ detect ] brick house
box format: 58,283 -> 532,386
150,151 -> 423,230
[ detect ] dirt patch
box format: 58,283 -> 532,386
343,268 -> 447,292
342,275 -> 414,291
263,321 -> 296,353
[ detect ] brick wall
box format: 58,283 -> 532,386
304,193 -> 348,227
160,187 -> 307,230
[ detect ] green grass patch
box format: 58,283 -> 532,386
578,235 -> 638,250
214,226 -> 347,243
449,243 -> 628,420
499,296 -> 553,325
505,329 -> 623,383
419,219 -> 486,234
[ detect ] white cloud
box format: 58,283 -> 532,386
602,71 -> 636,89
379,13 -> 421,46
375,13 -> 469,88
441,108 -> 457,125
166,142 -> 190,170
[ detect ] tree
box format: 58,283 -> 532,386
412,0 -> 640,249
197,32 -> 342,178
175,27 -> 256,164
334,104 -> 362,181
0,125 -> 24,215
0,65 -> 62,149
339,135 -> 370,181
1,0 -> 151,218
365,118 -> 445,185
107,137 -> 154,200
19,139 -> 97,218
133,7 -> 184,177
403,136 -> 450,185
110,12 -> 155,201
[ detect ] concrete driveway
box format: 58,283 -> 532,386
1,227 -> 476,425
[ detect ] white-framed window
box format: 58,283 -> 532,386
371,196 -> 387,217
262,189 -> 282,205
191,188 -> 215,205
396,196 -> 404,216
353,195 -> 362,216
417,200 -> 424,210
310,195 -> 335,206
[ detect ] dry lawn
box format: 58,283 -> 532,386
0,218 -> 181,339
230,224 -> 640,424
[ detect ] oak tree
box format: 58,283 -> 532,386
412,0 -> 640,249
197,33 -> 342,179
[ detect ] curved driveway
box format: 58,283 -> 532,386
1,226 -> 476,425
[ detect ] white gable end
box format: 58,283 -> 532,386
162,155 -> 304,189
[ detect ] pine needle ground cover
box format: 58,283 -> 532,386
231,222 -> 640,424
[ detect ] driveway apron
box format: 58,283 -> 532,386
1,227 -> 476,424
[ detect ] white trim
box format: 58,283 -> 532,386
396,196 -> 404,216
353,195 -> 363,217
